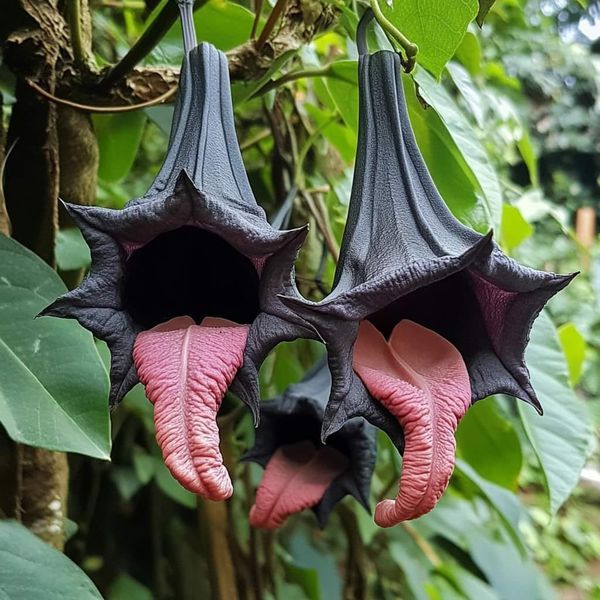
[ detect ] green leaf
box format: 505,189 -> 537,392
453,31 -> 482,76
382,0 -> 478,78
0,234 -> 110,459
0,521 -> 102,599
456,398 -> 523,490
455,460 -> 527,554
440,563 -> 499,600
516,129 -> 539,187
283,564 -> 321,600
325,61 -> 360,134
94,111 -> 146,183
519,311 -> 593,514
476,0 -> 497,26
389,536 -> 432,600
108,573 -> 153,600
55,228 -> 91,271
414,66 -> 503,232
446,61 -> 485,127
501,204 -> 534,253
558,322 -> 586,386
154,459 -> 197,508
194,0 -> 256,50
464,529 -> 554,599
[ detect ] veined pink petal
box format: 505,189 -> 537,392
249,441 -> 347,530
133,315 -> 248,500
353,320 -> 470,526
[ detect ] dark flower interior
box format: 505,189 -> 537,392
367,270 -> 506,364
123,225 -> 260,329
262,411 -> 353,461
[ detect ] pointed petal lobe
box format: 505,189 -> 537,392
249,441 -> 348,530
133,316 -> 248,500
353,320 -> 470,525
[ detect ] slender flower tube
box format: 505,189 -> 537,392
41,22 -> 308,499
269,11 -> 575,525
245,360 -> 376,529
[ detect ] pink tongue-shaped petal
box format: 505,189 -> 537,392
353,320 -> 470,526
133,315 -> 249,501
249,441 -> 348,530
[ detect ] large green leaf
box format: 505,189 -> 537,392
519,311 -> 593,514
464,529 -> 554,599
0,234 -> 110,459
94,111 -> 147,183
0,521 -> 102,599
456,398 -> 523,490
382,0 -> 478,78
454,460 -> 527,554
414,66 -> 503,232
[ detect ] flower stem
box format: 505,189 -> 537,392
369,0 -> 418,71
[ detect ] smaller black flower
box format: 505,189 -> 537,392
245,359 -> 376,528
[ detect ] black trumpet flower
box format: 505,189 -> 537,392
276,11 -> 575,526
41,23 -> 307,500
245,360 -> 376,529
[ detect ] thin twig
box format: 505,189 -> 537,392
251,65 -> 355,98
255,0 -> 289,52
301,190 -> 339,262
25,78 -> 177,113
250,0 -> 263,39
401,522 -> 442,568
337,504 -> 369,599
100,0 -> 146,7
67,0 -> 86,66
240,128 -> 271,151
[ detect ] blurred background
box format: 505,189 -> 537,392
0,0 -> 599,598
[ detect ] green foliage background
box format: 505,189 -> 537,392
1,0 -> 599,598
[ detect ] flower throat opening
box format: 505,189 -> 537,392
123,225 -> 260,329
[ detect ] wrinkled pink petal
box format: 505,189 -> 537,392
353,320 -> 470,526
133,315 -> 248,500
249,441 -> 347,530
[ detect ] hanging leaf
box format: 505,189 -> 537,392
519,311 -> 593,514
414,66 -> 503,232
0,234 -> 110,459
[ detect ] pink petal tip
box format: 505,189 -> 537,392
249,441 -> 347,530
353,319 -> 471,526
133,315 -> 248,501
